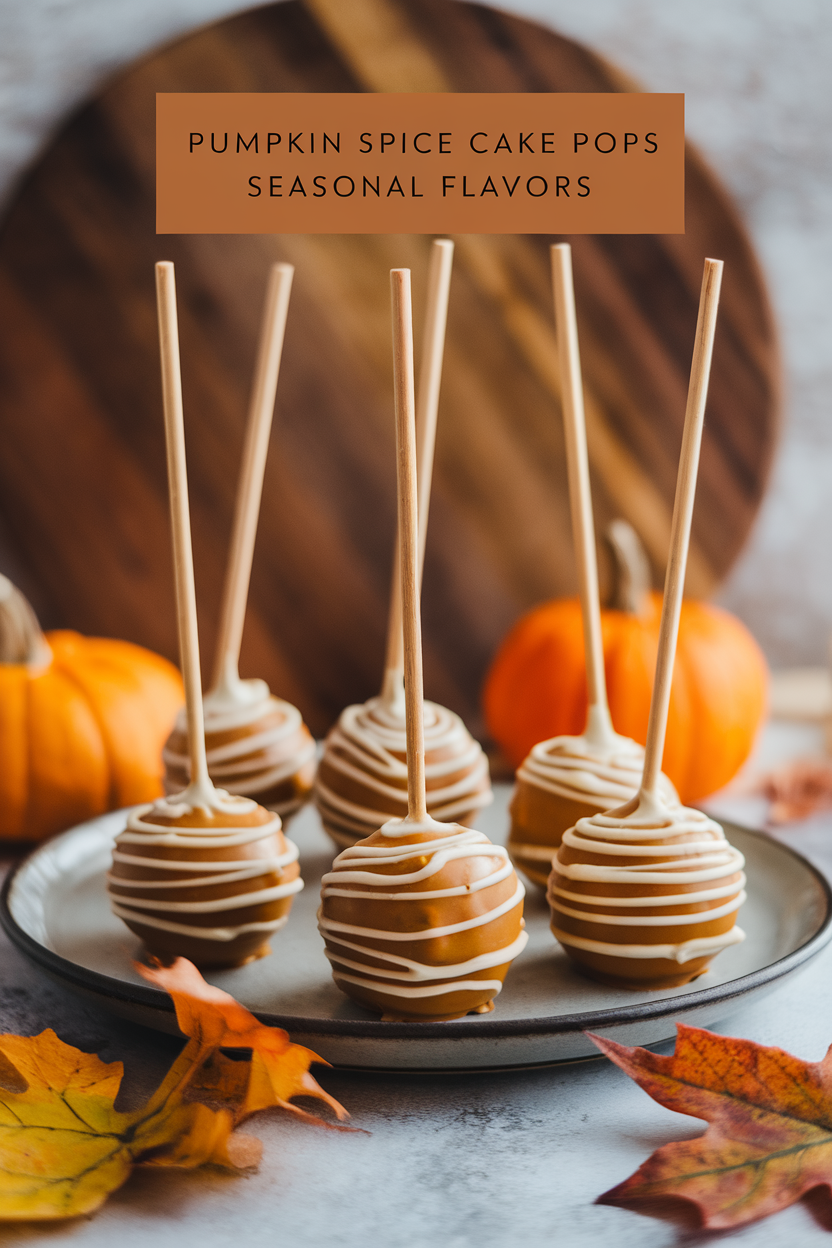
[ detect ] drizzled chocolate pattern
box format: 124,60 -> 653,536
547,802 -> 745,988
163,680 -> 316,821
107,791 -> 303,968
509,731 -> 678,888
319,819 -> 527,1021
519,733 -> 652,805
314,697 -> 492,850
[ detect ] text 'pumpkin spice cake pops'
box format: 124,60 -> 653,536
162,263 -> 315,824
108,262 -> 302,969
499,244 -> 676,889
548,259 -> 746,990
318,268 -> 527,1021
315,241 -> 492,851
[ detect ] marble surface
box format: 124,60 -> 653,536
4,935 -> 832,1248
0,722 -> 831,1244
1,0 -> 832,669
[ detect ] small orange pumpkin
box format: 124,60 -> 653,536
0,576 -> 184,841
483,523 -> 768,804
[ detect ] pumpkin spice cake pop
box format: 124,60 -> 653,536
108,262 -> 302,969
318,269 -> 527,1021
548,258 -> 746,990
162,263 -> 315,824
315,241 -> 492,851
508,244 -> 676,888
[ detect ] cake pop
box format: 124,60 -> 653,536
315,690 -> 491,850
162,262 -> 315,823
548,258 -> 744,989
547,794 -> 744,989
320,818 -> 527,1020
163,681 -> 315,822
510,708 -> 677,888
109,261 -> 303,969
315,240 -> 493,851
108,792 -> 302,969
319,268 -> 526,1020
507,245 -> 675,887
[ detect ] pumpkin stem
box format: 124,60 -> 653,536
605,520 -> 652,617
0,575 -> 51,669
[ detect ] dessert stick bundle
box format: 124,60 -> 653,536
104,244 -> 741,1005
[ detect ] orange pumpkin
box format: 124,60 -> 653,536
0,576 -> 184,841
483,527 -> 768,804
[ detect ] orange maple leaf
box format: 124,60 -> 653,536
136,958 -> 350,1126
591,1024 -> 832,1230
0,958 -> 351,1221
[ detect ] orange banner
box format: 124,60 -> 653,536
157,93 -> 684,235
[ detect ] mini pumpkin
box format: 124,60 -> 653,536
0,575 -> 184,841
483,521 -> 768,804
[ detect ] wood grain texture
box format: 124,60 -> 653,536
0,0 -> 780,739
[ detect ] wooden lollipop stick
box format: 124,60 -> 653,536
382,239 -> 454,703
640,258 -> 724,799
390,268 -> 427,822
551,243 -> 612,742
155,261 -> 215,807
210,262 -> 294,696
416,239 -> 454,575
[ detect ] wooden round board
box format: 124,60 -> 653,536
2,787 -> 828,1071
0,0 -> 780,740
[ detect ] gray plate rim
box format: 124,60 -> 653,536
2,815 -> 831,1041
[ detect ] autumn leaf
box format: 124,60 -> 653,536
136,958 -> 349,1126
591,1023 -> 832,1230
0,1030 -> 133,1220
0,958 -> 350,1221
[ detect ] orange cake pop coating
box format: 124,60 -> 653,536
164,680 -> 315,824
319,817 -> 527,1021
547,796 -> 745,989
108,790 -> 303,968
509,728 -> 677,888
315,695 -> 492,850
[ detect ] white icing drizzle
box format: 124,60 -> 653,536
547,927 -> 746,964
107,794 -> 303,945
314,697 -> 492,845
517,730 -> 677,808
319,822 -> 528,1003
548,804 -> 745,966
163,686 -> 316,816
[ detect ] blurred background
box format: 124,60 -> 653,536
0,0 -> 828,743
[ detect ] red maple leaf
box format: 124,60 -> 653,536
591,1024 -> 832,1230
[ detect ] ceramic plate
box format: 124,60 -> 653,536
2,787 -> 830,1071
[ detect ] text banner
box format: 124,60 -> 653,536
157,93 -> 684,234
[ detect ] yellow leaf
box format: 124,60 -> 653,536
0,1030 -> 132,1219
0,960 -> 354,1222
